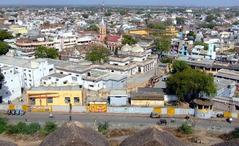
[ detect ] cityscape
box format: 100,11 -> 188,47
0,0 -> 239,146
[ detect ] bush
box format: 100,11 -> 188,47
98,122 -> 109,135
231,128 -> 239,139
25,123 -> 41,135
6,122 -> 41,135
0,117 -> 7,134
178,123 -> 193,134
42,122 -> 57,135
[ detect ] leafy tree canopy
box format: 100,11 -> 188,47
122,35 -> 137,45
0,29 -> 13,41
87,24 -> 99,32
194,41 -> 208,50
176,17 -> 185,25
166,68 -> 216,102
154,37 -> 171,54
0,42 -> 10,55
86,44 -> 110,64
171,60 -> 190,74
147,22 -> 166,30
35,46 -> 59,59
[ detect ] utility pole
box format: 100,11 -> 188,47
69,103 -> 72,121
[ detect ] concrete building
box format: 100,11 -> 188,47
0,66 -> 22,102
108,90 -> 129,106
27,86 -> 84,106
0,56 -> 54,89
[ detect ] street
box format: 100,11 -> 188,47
3,112 -> 239,133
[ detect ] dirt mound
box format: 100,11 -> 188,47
40,121 -> 109,146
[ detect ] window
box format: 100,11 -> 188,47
72,77 -> 77,81
65,97 -> 70,103
47,97 -> 53,103
63,81 -> 68,84
74,97 -> 80,103
29,98 -> 35,105
89,85 -> 94,87
49,68 -> 53,72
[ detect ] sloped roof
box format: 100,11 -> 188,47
40,121 -> 109,146
120,126 -> 187,146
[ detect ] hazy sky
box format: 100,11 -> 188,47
0,0 -> 238,7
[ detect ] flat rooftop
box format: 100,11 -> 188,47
0,56 -> 47,69
46,59 -> 92,73
29,86 -> 82,91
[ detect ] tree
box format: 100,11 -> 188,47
187,31 -> 196,40
0,29 -> 13,41
154,37 -> 171,56
122,35 -> 137,45
147,22 -> 166,30
194,42 -> 208,50
0,42 -> 10,55
86,24 -> 99,32
166,68 -> 216,102
205,15 -> 215,22
82,13 -> 89,19
171,60 -> 190,74
86,44 -> 110,63
176,17 -> 185,25
35,46 -> 59,59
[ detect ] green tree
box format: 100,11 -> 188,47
87,24 -> 99,32
176,17 -> 185,25
122,35 -> 137,45
194,42 -> 208,50
147,22 -> 166,30
205,15 -> 216,22
172,60 -> 190,74
154,37 -> 171,56
188,31 -> 196,39
35,46 -> 59,59
82,13 -> 89,19
166,68 -> 216,102
0,29 -> 13,41
86,44 -> 110,63
0,42 -> 10,55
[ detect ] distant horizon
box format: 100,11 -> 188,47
0,0 -> 239,7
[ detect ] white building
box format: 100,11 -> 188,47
0,56 -> 54,89
0,66 -> 22,102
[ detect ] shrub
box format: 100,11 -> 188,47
25,123 -> 41,135
0,117 -> 7,134
6,122 -> 27,134
6,122 -> 41,135
43,122 -> 57,135
98,122 -> 109,135
178,123 -> 193,134
231,128 -> 239,139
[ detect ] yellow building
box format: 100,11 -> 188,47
130,93 -> 164,107
128,29 -> 149,36
9,25 -> 28,35
26,86 -> 84,106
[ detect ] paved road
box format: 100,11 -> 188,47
3,112 -> 239,132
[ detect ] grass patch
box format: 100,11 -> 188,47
0,117 -> 7,134
39,122 -> 57,136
